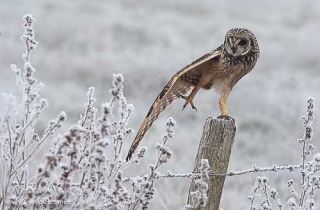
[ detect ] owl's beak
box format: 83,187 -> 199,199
231,46 -> 236,54
228,37 -> 237,53
225,36 -> 238,56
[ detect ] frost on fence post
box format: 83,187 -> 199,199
187,117 -> 236,210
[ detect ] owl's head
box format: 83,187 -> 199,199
224,28 -> 259,57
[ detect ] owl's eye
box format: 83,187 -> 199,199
238,39 -> 247,46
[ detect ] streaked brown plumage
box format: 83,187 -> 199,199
126,28 -> 260,161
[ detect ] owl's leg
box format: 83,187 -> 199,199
180,94 -> 198,111
181,75 -> 212,111
218,88 -> 231,118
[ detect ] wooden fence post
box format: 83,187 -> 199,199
188,117 -> 236,210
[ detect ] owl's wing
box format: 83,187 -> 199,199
126,48 -> 222,161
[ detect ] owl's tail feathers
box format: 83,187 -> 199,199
126,131 -> 145,161
126,142 -> 138,161
126,112 -> 154,161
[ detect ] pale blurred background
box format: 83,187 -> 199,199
1,0 -> 320,209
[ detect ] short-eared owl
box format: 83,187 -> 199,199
126,28 -> 260,161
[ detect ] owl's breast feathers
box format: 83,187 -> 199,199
179,46 -> 256,92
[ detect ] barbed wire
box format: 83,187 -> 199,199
157,164 -> 301,179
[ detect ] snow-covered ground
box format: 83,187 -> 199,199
1,0 -> 320,209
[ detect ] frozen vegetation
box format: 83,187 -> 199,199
0,16 -> 210,209
1,1 -> 320,209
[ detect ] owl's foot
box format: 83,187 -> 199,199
180,95 -> 197,112
217,115 -> 234,120
182,101 -> 197,112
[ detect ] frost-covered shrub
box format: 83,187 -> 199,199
186,159 -> 210,210
246,97 -> 320,210
0,14 -> 177,210
0,14 -> 67,209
